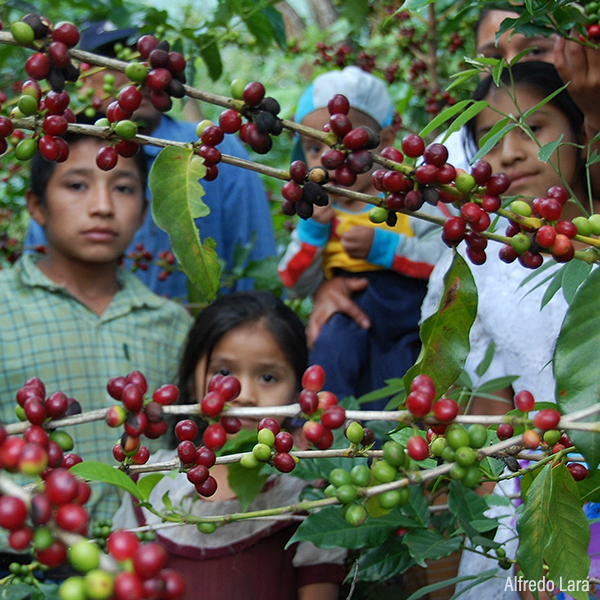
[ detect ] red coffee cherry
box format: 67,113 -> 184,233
514,390 -> 535,412
406,435 -> 429,461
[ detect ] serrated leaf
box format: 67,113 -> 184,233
554,267 -> 600,471
403,252 -> 477,398
516,465 -> 554,582
286,506 -> 399,549
543,464 -> 590,598
149,146 -> 221,302
356,536 -> 414,581
403,529 -> 461,567
137,473 -> 165,501
70,461 -> 142,500
538,136 -> 563,163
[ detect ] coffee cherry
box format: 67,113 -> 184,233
126,371 -> 148,394
113,571 -> 144,600
536,225 -> 556,248
523,429 -> 541,449
219,109 -> 242,134
125,62 -> 148,83
201,391 -> 225,417
15,138 -> 38,161
401,134 -> 425,158
344,503 -> 367,527
49,41 -> 70,69
471,160 -> 492,185
383,441 -> 407,468
0,495 -> 28,530
481,194 -> 501,212
26,52 -> 50,80
442,217 -> 467,246
52,22 -> 80,48
302,420 -> 327,445
96,146 -> 119,171
160,569 -> 186,600
37,540 -> 68,568
274,431 -> 293,454
302,365 -> 326,392
423,143 -> 448,166
186,464 -> 209,485
433,397 -> 459,422
203,423 -> 226,450
514,390 -> 535,412
8,527 -> 33,551
19,442 -> 48,475
567,462 -> 588,481
195,446 -> 216,468
329,113 -> 352,137
257,417 -> 281,436
328,94 -> 350,115
177,440 -> 197,464
195,475 -> 218,497
321,405 -> 346,430
122,383 -> 144,412
152,384 -> 179,405
345,420 -> 364,444
253,442 -> 272,462
547,185 -> 569,205
273,452 -> 296,473
380,147 -> 403,163
532,408 -> 561,431
299,389 -> 319,415
11,21 -> 35,44
149,48 -> 169,69
486,172 -> 510,196
145,68 -> 172,92
242,81 -> 265,107
371,459 -> 398,483
468,424 -> 488,449
406,435 -> 429,461
137,35 -> 160,59
406,390 -> 432,418
220,416 -> 241,434
56,503 -> 89,534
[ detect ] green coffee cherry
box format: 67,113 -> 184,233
455,173 -> 476,194
335,483 -> 358,504
125,62 -> 148,83
329,467 -> 352,488
382,440 -> 407,468
14,138 -> 38,161
371,459 -> 397,483
572,216 -> 592,237
510,232 -> 531,254
240,452 -> 260,469
252,442 -> 272,462
197,522 -> 217,534
11,22 -> 35,44
510,200 -> 532,217
231,78 -> 247,100
345,421 -> 364,444
368,207 -> 388,224
350,464 -> 371,487
114,119 -> 138,140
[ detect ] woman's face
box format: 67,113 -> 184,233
476,10 -> 556,65
194,322 -> 298,428
475,85 -> 584,200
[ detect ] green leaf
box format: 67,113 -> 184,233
475,341 -> 496,377
474,375 -> 519,394
198,34 -> 223,80
356,537 -> 414,581
403,529 -> 461,567
472,120 -> 515,163
287,506 -> 400,550
137,473 -> 165,501
404,252 -> 477,398
561,260 -> 592,305
419,100 -> 473,138
227,462 -> 269,512
554,267 -> 600,470
446,69 -> 481,92
517,464 -> 553,582
538,135 -> 563,163
543,464 -> 590,599
448,480 -> 491,523
149,146 -> 221,302
401,485 -> 431,528
70,462 -> 142,500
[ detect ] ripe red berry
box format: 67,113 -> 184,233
406,435 -> 429,461
555,220 -> 578,239
145,68 -> 172,92
167,51 -> 186,75
132,543 -> 168,580
195,475 -> 218,497
0,495 -> 28,530
52,22 -> 80,48
547,185 -> 569,205
258,417 -> 281,436
200,391 -> 226,418
289,160 -> 307,184
273,452 -> 296,473
423,142 -> 448,166
442,216 -> 467,245
45,468 -> 79,505
114,571 -> 144,600
201,125 -> 225,146
137,35 -> 160,60
186,464 -> 209,485
433,397 -> 459,422
329,113 -> 352,138
122,383 -> 144,412
274,431 -> 293,454
414,163 -> 438,185
514,390 -> 535,412
214,376 -> 241,402
48,41 -> 70,69
175,419 -> 198,442
406,390 -> 432,418
0,436 -> 26,472
107,376 -> 128,400
36,540 -> 68,568
481,194 -> 501,212
536,225 -> 557,248
8,527 -> 33,551
302,420 -> 327,445
152,383 -> 179,405
327,94 -> 350,115
522,428 -> 541,449
567,462 -> 588,481
299,389 -> 319,415
410,374 -> 436,399
380,147 -> 403,163
24,396 -> 46,425
532,408 -> 561,431
195,446 -> 216,468
118,86 -> 143,113
55,503 -> 89,534
96,146 -> 119,171
203,423 -> 226,451
302,365 -> 326,392
470,160 -> 492,185
26,52 -> 51,80
321,405 -> 346,430
219,109 -> 242,134
401,134 -> 425,158
485,172 -> 510,196
242,81 -> 266,107
126,371 -> 148,394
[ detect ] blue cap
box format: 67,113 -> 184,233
79,20 -> 138,53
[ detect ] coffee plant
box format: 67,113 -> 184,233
1,1 -> 600,599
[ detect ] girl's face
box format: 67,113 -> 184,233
475,86 -> 584,200
476,10 -> 556,64
194,321 -> 298,427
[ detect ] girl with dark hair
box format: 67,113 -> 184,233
113,291 -> 346,600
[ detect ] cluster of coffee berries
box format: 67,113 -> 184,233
281,160 -> 331,219
58,531 -> 185,600
300,365 -> 346,449
134,34 -> 187,113
583,1 -> 600,42
195,119 -> 225,181
240,417 -> 297,474
15,15 -> 81,93
404,373 -> 461,425
343,419 -> 375,450
127,242 -> 155,272
106,371 -> 178,465
235,80 -> 283,154
324,439 -> 411,527
500,185 -> 588,269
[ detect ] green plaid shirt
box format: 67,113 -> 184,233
0,253 -> 192,528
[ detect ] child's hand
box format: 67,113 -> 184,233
341,226 -> 374,259
311,203 -> 335,224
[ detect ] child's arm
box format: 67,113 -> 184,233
297,582 -> 340,600
278,217 -> 332,298
360,202 -> 450,279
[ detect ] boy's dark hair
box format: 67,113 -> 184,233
177,290 -> 308,406
466,61 -> 584,153
29,130 -> 149,205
